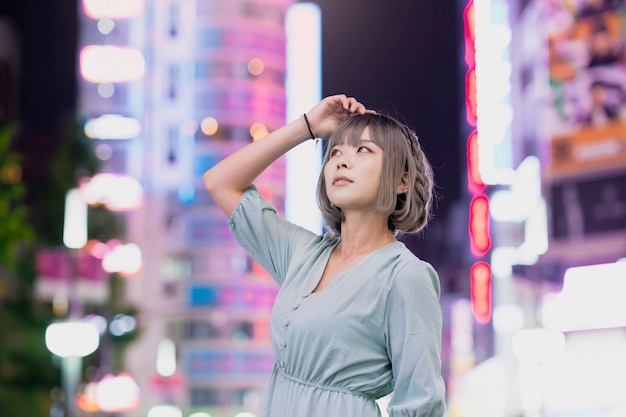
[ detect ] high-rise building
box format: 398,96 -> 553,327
78,1 -> 299,415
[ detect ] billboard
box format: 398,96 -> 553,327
546,0 -> 626,178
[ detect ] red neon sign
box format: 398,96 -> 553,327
469,194 -> 491,257
470,261 -> 492,324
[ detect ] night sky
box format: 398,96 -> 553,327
1,0 -> 78,133
315,0 -> 464,219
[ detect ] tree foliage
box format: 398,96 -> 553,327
0,124 -> 57,416
0,125 -> 34,269
0,119 -> 125,416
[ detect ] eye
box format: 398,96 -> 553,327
357,146 -> 371,153
330,148 -> 341,157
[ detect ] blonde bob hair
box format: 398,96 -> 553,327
316,113 -> 434,236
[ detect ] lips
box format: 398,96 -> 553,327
332,176 -> 352,185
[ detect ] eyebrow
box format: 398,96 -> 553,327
335,136 -> 378,149
337,139 -> 376,145
338,138 -> 374,145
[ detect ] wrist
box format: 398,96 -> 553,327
302,113 -> 318,142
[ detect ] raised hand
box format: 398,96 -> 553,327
204,94 -> 373,218
304,94 -> 374,139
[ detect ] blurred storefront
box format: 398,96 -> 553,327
448,0 -> 626,416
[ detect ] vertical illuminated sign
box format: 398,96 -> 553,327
469,194 -> 491,257
470,262 -> 492,325
465,0 -> 492,324
285,3 -> 322,234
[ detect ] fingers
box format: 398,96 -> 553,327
345,96 -> 359,112
343,96 -> 370,115
324,94 -> 373,116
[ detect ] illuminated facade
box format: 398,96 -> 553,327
450,1 -> 626,416
77,0 -> 304,416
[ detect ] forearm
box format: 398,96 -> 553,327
203,94 -> 369,217
203,117 -> 312,217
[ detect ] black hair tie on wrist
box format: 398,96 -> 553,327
302,113 -> 318,146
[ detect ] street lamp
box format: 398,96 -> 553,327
45,321 -> 100,417
45,188 -> 98,417
63,188 -> 88,251
45,322 -> 99,357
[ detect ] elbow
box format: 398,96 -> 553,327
202,169 -> 241,219
202,166 -> 246,219
202,170 -> 218,197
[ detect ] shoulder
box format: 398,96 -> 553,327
294,229 -> 340,259
388,244 -> 441,298
229,185 -> 274,221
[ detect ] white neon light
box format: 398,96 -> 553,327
96,373 -> 140,412
80,46 -> 145,83
85,114 -> 141,140
46,322 -> 100,357
518,198 -> 548,257
491,198 -> 548,275
512,328 -> 565,362
543,346 -> 626,411
542,262 -> 626,331
79,173 -> 143,211
474,0 -> 514,185
63,188 -> 88,249
285,3 -> 323,234
102,243 -> 142,275
156,338 -> 176,377
490,156 -> 541,222
490,247 -> 516,278
451,298 -> 474,353
493,304 -> 524,334
83,0 -> 144,19
477,103 -> 513,145
147,405 -> 183,417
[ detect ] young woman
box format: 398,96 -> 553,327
203,94 -> 446,417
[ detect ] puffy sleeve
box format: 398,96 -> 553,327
228,185 -> 317,286
384,261 -> 447,417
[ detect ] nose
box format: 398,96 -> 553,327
335,152 -> 350,169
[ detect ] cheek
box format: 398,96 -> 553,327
367,161 -> 384,182
323,163 -> 333,182
324,169 -> 333,195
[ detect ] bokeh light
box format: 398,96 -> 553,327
250,122 -> 268,141
97,82 -> 115,97
247,58 -> 265,76
200,117 -> 219,136
97,18 -> 115,34
80,45 -> 145,83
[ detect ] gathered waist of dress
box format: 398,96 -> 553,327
276,369 -> 378,402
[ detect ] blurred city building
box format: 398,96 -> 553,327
76,0 -> 297,416
448,1 -> 626,416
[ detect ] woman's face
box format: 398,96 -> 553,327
323,126 -> 384,212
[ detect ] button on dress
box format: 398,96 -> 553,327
229,186 -> 446,417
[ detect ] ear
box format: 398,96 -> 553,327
396,172 -> 409,194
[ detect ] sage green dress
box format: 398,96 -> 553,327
229,186 -> 446,417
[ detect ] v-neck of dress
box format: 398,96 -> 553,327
307,240 -> 400,296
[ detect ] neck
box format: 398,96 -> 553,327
336,214 -> 395,259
